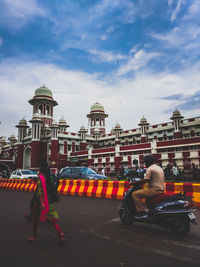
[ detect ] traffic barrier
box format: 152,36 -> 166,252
0,178 -> 200,208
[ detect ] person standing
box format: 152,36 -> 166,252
27,160 -> 64,242
172,163 -> 179,178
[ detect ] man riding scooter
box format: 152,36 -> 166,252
132,155 -> 165,218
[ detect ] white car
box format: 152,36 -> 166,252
10,170 -> 38,179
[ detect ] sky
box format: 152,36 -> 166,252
0,0 -> 200,138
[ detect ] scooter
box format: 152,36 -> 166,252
119,178 -> 197,236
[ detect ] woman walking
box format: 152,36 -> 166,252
27,160 -> 64,242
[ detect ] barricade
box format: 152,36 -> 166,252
0,178 -> 199,208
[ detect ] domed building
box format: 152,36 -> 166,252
87,102 -> 108,135
0,86 -> 200,177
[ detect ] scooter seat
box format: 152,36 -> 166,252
146,192 -> 175,207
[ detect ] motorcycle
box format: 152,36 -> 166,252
119,178 -> 197,236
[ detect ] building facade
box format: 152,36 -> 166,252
0,86 -> 200,176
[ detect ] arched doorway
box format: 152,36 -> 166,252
23,146 -> 31,169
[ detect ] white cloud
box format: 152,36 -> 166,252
1,58 -> 200,139
100,34 -> 107,41
117,50 -> 160,76
170,0 -> 185,21
0,0 -> 46,30
168,0 -> 174,8
89,49 -> 127,63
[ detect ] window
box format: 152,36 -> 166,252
39,104 -> 43,114
62,168 -> 71,175
46,105 -> 50,115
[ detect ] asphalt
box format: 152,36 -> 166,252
0,190 -> 200,267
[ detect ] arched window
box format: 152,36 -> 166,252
39,104 -> 43,114
46,105 -> 50,115
96,118 -> 99,126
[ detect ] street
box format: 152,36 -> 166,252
0,191 -> 200,267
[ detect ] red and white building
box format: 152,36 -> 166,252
0,85 -> 200,176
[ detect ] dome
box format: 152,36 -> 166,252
140,116 -> 148,124
9,134 -> 16,139
114,122 -> 122,129
35,85 -> 52,97
90,102 -> 104,112
19,118 -> 27,126
79,124 -> 87,132
59,116 -> 67,125
170,108 -> 184,120
173,109 -> 181,116
0,137 -> 6,143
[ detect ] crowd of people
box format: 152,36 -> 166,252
117,162 -> 200,181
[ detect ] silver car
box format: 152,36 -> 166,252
10,170 -> 38,179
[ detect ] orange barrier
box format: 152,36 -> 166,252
0,178 -> 200,208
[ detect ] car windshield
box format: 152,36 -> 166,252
78,167 -> 96,174
21,170 -> 36,175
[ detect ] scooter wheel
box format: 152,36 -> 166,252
119,208 -> 133,226
170,218 -> 190,236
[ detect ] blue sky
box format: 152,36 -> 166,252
0,0 -> 200,137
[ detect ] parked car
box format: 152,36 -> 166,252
59,167 -> 107,180
10,169 -> 38,179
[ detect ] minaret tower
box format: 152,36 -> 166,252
138,116 -> 149,143
170,109 -> 184,139
16,118 -> 29,142
87,102 -> 108,135
28,85 -> 58,127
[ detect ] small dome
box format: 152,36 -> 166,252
170,108 -> 184,120
19,118 -> 27,126
90,102 -> 104,112
140,116 -> 147,123
0,137 -> 6,143
114,122 -> 121,129
35,85 -> 52,97
79,124 -> 87,131
173,109 -> 181,116
59,116 -> 67,125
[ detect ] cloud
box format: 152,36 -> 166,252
0,0 -> 46,30
161,90 -> 200,111
89,49 -> 127,63
100,35 -> 107,41
1,58 -> 200,138
117,50 -> 160,76
170,0 -> 185,21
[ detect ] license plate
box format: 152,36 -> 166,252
188,212 -> 196,220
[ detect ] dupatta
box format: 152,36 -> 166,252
38,173 -> 49,222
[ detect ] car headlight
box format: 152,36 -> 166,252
87,176 -> 94,180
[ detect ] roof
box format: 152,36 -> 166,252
35,85 -> 52,97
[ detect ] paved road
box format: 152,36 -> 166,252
0,191 -> 200,267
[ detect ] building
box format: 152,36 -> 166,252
0,86 -> 200,176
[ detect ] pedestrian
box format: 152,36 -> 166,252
27,160 -> 64,242
172,163 -> 179,178
164,164 -> 172,178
